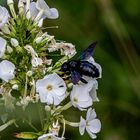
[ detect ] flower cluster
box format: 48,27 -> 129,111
0,0 -> 102,139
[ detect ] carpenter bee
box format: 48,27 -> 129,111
61,42 -> 100,84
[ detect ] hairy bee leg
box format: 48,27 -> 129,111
63,75 -> 71,80
80,78 -> 88,84
58,73 -> 65,77
59,71 -> 71,77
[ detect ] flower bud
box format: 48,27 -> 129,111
35,37 -> 43,44
11,38 -> 19,47
15,132 -> 38,139
45,105 -> 51,112
12,84 -> 18,90
7,0 -> 14,5
18,0 -> 25,14
18,0 -> 24,8
26,71 -> 33,77
1,24 -> 10,34
7,46 -> 13,53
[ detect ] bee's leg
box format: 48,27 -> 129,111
65,71 -> 71,75
63,75 -> 71,80
80,78 -> 88,84
59,71 -> 70,77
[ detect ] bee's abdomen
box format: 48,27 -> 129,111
80,61 -> 99,78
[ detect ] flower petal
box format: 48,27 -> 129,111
88,119 -> 101,133
0,60 -> 15,82
79,116 -> 86,135
44,8 -> 59,19
86,127 -> 97,139
86,108 -> 97,121
30,2 -> 39,20
0,37 -> 7,58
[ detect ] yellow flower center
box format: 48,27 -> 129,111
86,121 -> 90,127
46,85 -> 53,91
74,98 -> 78,102
46,137 -> 52,140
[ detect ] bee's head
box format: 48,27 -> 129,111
61,62 -> 69,72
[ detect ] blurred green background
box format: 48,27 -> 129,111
1,0 -> 140,139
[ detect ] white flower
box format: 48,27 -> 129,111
82,76 -> 99,102
60,43 -> 76,57
31,57 -> 43,67
79,108 -> 101,139
0,60 -> 16,82
10,38 -> 19,47
30,0 -> 59,21
70,82 -> 93,111
89,79 -> 99,102
36,73 -> 66,106
0,6 -> 10,28
38,133 -> 64,140
0,37 -> 7,58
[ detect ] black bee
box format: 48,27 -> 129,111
61,42 -> 100,84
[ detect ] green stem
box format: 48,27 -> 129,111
55,102 -> 72,114
65,120 -> 79,127
61,118 -> 66,138
24,73 -> 28,97
0,119 -> 15,132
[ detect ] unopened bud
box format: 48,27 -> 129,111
45,105 -> 51,112
26,71 -> 33,77
7,46 -> 13,53
12,84 -> 18,90
11,38 -> 19,47
1,24 -> 10,34
7,0 -> 14,5
18,0 -> 25,14
35,37 -> 43,44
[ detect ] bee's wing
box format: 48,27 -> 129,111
71,70 -> 81,85
79,42 -> 97,60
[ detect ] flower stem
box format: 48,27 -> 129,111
0,119 -> 15,132
24,73 -> 28,97
65,120 -> 79,127
61,118 -> 66,138
55,102 -> 72,114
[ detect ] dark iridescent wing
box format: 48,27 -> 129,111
71,70 -> 81,84
79,42 -> 97,60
